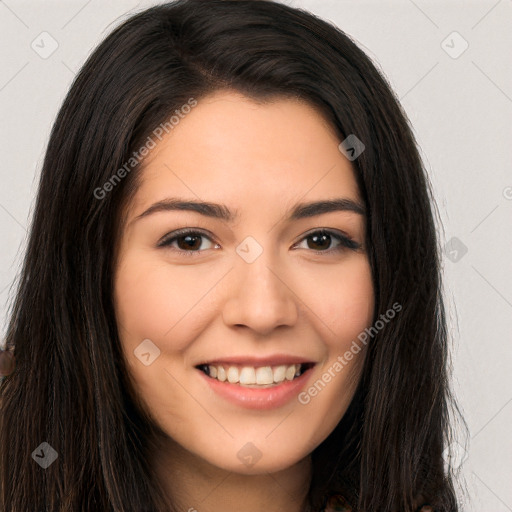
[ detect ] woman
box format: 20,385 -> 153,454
0,0 -> 461,510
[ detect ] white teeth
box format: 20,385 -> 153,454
255,366 -> 274,385
239,367 -> 256,385
285,365 -> 297,381
205,363 -> 305,386
273,365 -> 287,383
227,367 -> 239,383
216,366 -> 226,382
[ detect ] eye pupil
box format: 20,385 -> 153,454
178,235 -> 202,250
308,233 -> 331,251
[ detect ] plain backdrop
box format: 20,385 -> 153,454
0,0 -> 511,509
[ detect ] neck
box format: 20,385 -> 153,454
151,436 -> 312,512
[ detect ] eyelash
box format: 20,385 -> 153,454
157,228 -> 361,257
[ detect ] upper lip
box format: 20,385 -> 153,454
195,355 -> 316,367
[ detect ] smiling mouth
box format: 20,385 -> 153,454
195,362 -> 315,388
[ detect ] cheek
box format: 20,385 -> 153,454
302,256 -> 375,345
113,251 -> 215,348
114,255 -> 170,340
295,260 -> 373,444
113,252 -> 210,411
334,262 -> 374,340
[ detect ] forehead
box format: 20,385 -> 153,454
128,90 -> 361,217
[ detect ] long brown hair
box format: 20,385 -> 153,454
1,1 -> 462,510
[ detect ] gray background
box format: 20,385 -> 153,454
1,0 -> 511,509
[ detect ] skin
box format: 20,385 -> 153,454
113,90 -> 375,512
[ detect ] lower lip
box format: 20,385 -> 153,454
197,366 -> 315,410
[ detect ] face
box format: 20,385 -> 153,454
113,90 -> 374,475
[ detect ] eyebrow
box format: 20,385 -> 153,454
132,196 -> 365,225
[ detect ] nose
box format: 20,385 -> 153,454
221,250 -> 299,336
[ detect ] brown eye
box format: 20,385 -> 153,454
175,234 -> 203,251
306,232 -> 333,251
294,229 -> 360,253
158,229 -> 218,255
